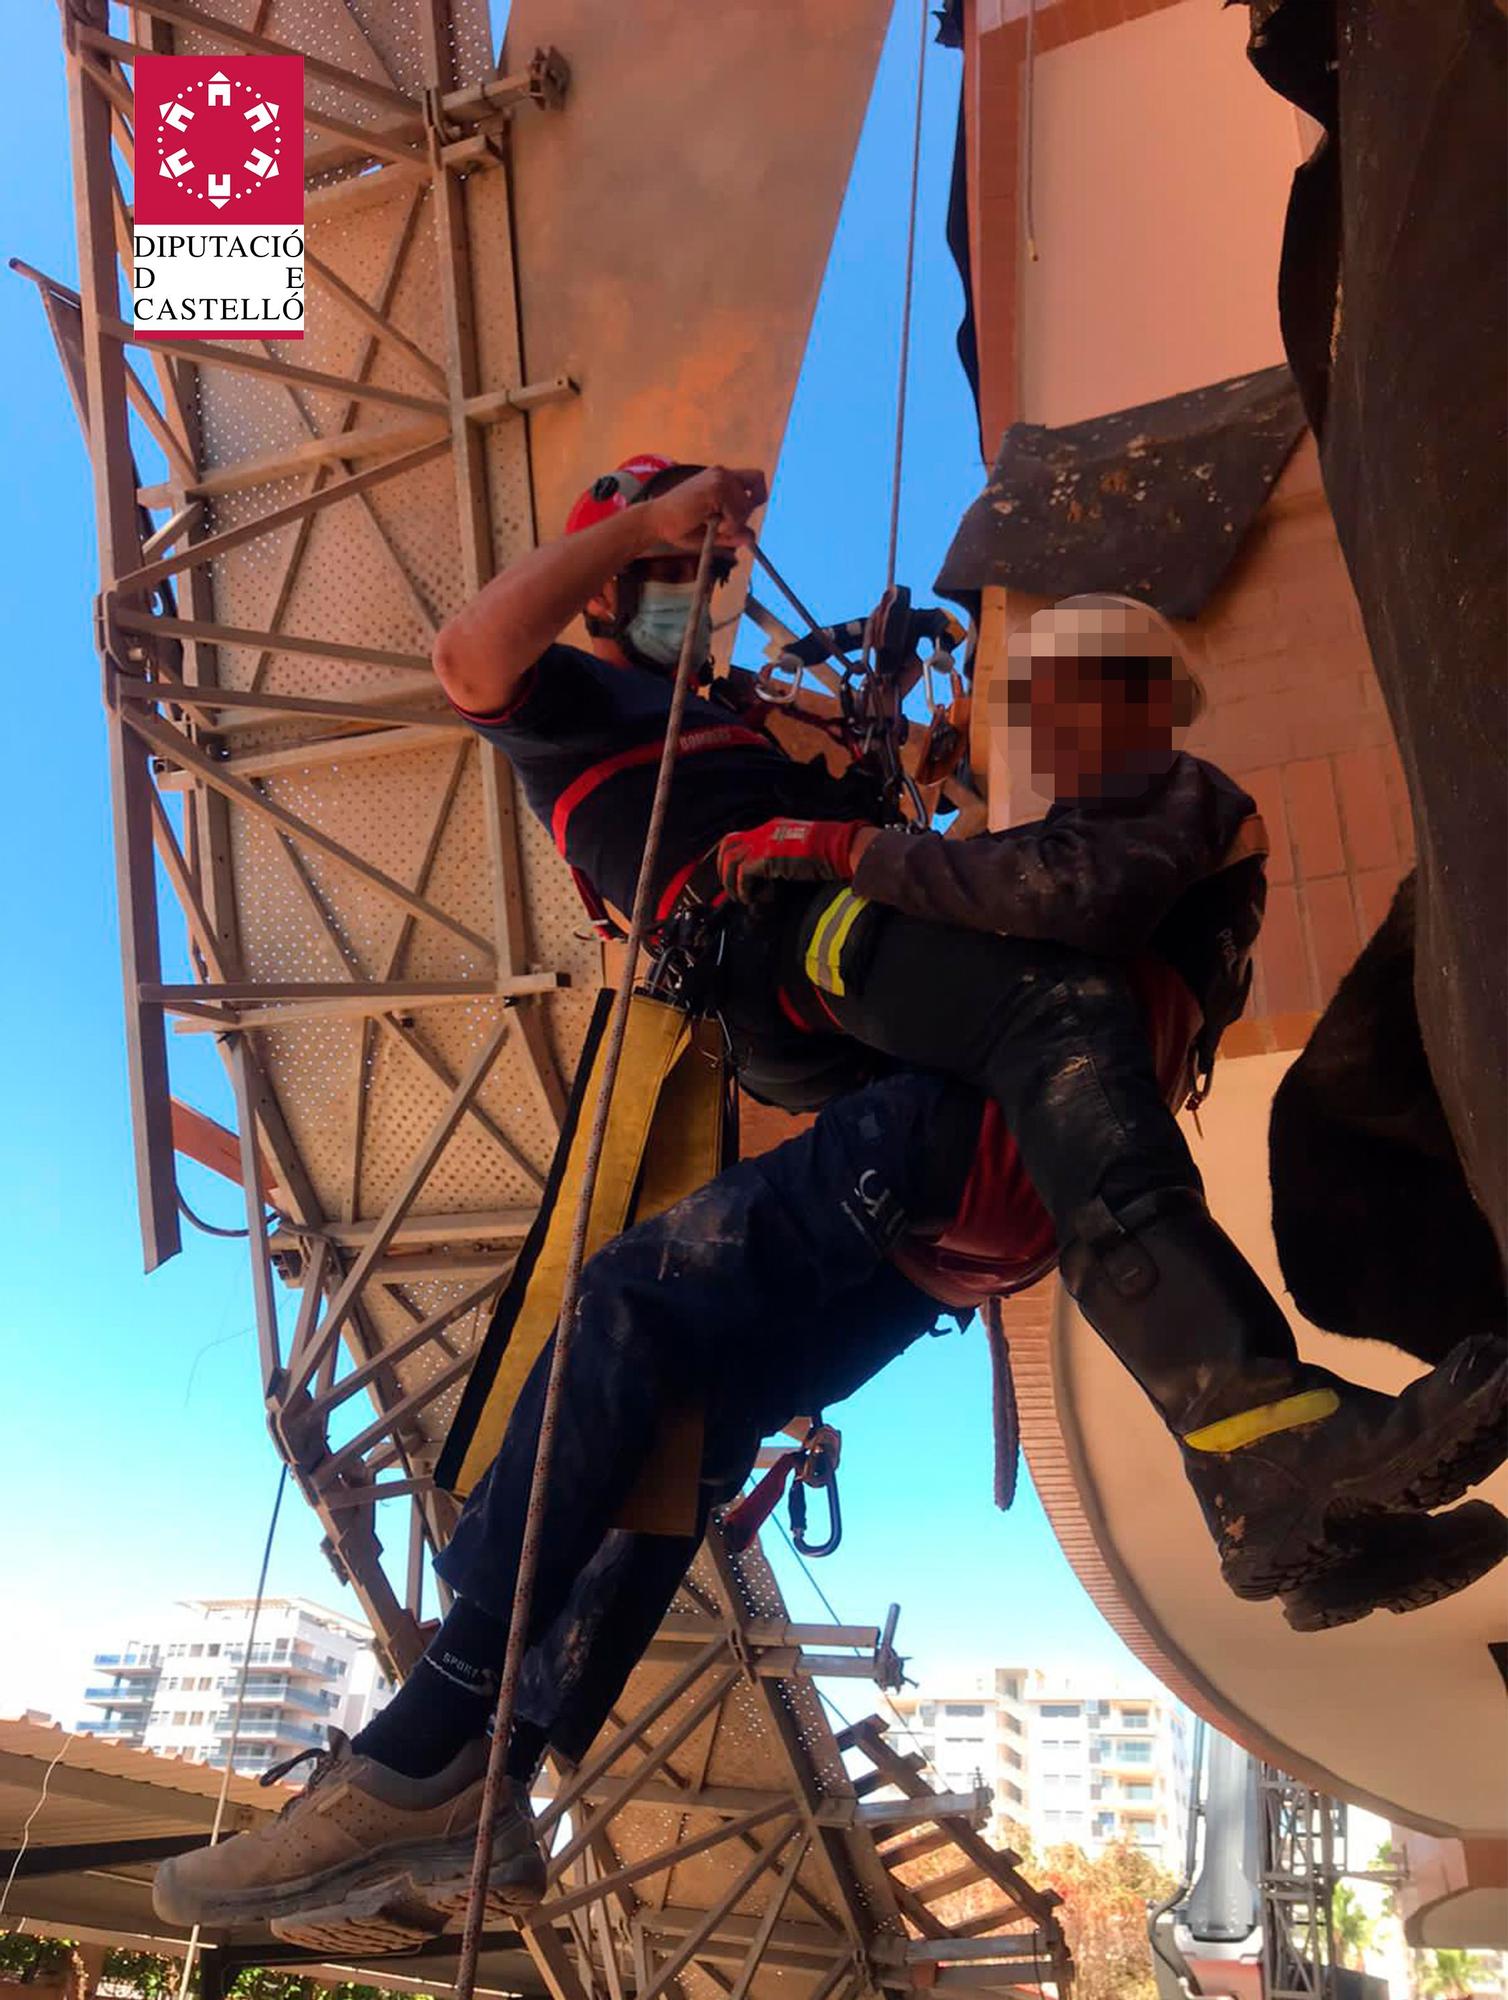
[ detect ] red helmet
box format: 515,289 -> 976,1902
564,454 -> 686,536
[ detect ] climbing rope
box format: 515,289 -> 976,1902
175,1462 -> 288,2000
885,0 -> 931,596
453,523 -> 721,2000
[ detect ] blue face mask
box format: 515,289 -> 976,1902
623,580 -> 712,670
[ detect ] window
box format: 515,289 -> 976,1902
189,1644 -> 203,1659
1044,1811 -> 1062,1825
1118,1742 -> 1152,1765
172,1712 -> 186,1726
1122,1783 -> 1154,1801
1041,1704 -> 1081,1719
190,1712 -> 204,1726
919,1705 -> 936,1728
1120,1709 -> 1150,1729
208,1644 -> 220,1658
1044,1773 -> 1061,1787
944,1704 -> 985,1719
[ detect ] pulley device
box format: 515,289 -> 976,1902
747,573 -> 971,829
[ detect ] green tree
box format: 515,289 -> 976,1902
1414,1948 -> 1495,1999
0,1939 -> 426,2000
1331,1883 -> 1375,1970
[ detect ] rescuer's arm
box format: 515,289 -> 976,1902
431,466 -> 766,717
718,760 -> 1255,955
850,817 -> 1189,953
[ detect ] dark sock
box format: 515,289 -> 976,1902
352,1597 -> 507,1779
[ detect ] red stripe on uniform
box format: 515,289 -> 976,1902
549,725 -> 767,855
654,857 -> 701,921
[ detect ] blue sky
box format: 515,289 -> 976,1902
0,1 -> 1147,1730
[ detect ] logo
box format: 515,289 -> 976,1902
132,55 -> 304,340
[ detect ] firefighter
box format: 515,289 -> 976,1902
150,459 -> 1505,1944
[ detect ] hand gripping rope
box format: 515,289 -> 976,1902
452,523 -> 720,2000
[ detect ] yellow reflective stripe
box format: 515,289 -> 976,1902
804,888 -> 851,994
822,890 -> 870,997
1183,1387 -> 1341,1454
804,888 -> 870,997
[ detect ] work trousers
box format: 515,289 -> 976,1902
435,903 -> 1202,1763
785,894 -> 1204,1231
435,1068 -> 973,1760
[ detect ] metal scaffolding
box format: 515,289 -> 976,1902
40,0 -> 586,1675
1258,1765 -> 1346,2000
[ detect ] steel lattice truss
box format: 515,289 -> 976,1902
1258,1767 -> 1347,2000
43,0 -> 591,1670
42,5 -> 1072,1995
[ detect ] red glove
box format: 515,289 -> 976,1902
716,818 -> 868,903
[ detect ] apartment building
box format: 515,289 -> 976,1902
80,1596 -> 393,1778
886,1666 -> 1192,1871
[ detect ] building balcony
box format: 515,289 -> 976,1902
1096,1747 -> 1155,1771
217,1677 -> 333,1713
91,1652 -> 160,1675
211,1715 -> 327,1748
74,1718 -> 147,1736
83,1684 -> 153,1705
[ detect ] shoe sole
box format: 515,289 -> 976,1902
1282,1501 -> 1508,1634
1335,1338 -> 1508,1516
157,1834 -> 545,1935
1218,1344 -> 1508,1600
269,1851 -> 547,1956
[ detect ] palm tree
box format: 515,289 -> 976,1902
1330,1884 -> 1375,1970
1415,1947 -> 1491,1999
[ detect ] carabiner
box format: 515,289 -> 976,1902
754,650 -> 805,706
789,1421 -> 843,1558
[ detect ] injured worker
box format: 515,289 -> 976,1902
153,459 -> 1507,1944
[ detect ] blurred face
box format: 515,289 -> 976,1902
1006,655 -> 1184,801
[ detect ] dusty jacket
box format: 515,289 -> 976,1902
852,753 -> 1267,1072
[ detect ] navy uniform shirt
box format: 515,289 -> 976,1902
452,643 -> 858,918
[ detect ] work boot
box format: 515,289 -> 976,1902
151,1731 -> 545,1936
1061,1190 -> 1508,1606
1281,1499 -> 1508,1633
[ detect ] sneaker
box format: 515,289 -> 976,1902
151,1731 -> 546,1933
1281,1499 -> 1508,1633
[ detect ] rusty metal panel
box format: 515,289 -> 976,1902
503,0 -> 895,540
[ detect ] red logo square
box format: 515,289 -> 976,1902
135,55 -> 303,225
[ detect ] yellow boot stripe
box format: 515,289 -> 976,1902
1183,1387 -> 1341,1454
